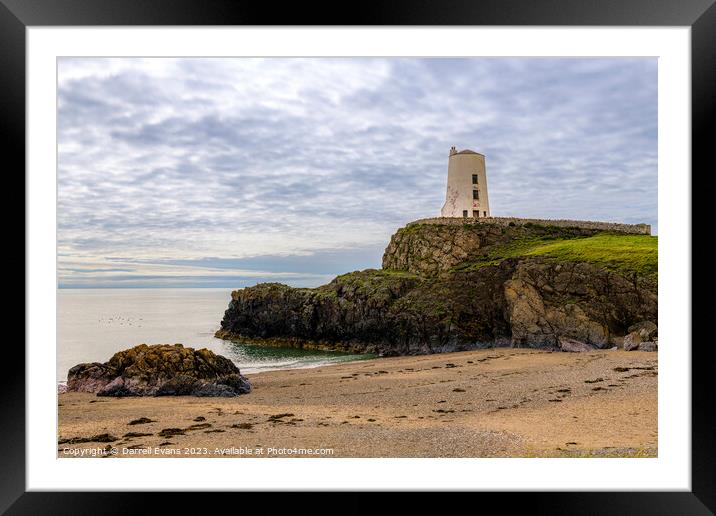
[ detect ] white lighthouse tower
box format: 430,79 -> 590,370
440,146 -> 491,218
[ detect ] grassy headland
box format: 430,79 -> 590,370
454,231 -> 657,281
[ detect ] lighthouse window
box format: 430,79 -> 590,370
472,190 -> 479,200
472,174 -> 478,184
462,210 -> 468,218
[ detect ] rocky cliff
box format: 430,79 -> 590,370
67,344 -> 252,396
217,219 -> 658,354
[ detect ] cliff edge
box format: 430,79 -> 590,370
217,218 -> 657,355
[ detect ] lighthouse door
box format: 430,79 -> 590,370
473,210 -> 479,218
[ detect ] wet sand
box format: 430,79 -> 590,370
57,348 -> 657,458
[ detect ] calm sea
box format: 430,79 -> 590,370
57,288 -> 371,384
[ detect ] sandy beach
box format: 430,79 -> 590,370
58,348 -> 657,458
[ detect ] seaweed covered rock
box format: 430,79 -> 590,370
65,362 -> 117,393
216,270 -> 424,354
218,264 -> 515,355
67,344 -> 251,397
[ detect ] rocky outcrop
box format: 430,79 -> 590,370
623,322 -> 659,352
638,341 -> 658,352
558,337 -> 596,352
67,344 -> 251,396
382,221 -> 600,276
628,321 -> 658,340
217,270 -> 432,355
218,220 -> 657,355
504,260 -> 657,348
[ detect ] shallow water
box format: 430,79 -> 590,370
57,288 -> 372,383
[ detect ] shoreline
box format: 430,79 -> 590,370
57,349 -> 378,388
58,348 -> 657,458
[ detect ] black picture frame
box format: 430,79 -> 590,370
5,0 -> 711,513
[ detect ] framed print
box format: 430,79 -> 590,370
6,0 -> 712,512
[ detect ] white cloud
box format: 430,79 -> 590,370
58,57 -> 658,287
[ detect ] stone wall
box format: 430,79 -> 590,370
408,217 -> 651,235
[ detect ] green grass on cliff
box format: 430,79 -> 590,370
316,269 -> 422,299
525,234 -> 657,276
454,233 -> 657,279
331,269 -> 420,283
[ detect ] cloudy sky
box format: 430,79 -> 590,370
58,58 -> 657,288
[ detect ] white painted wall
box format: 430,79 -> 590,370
440,149 -> 491,218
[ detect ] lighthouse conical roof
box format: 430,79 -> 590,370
454,149 -> 484,156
